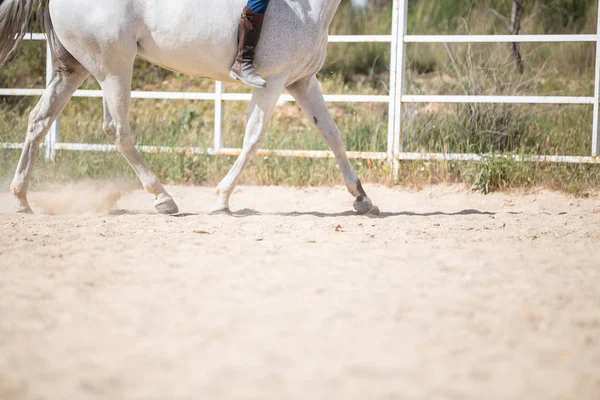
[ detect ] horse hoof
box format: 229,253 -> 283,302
210,207 -> 232,216
154,196 -> 179,215
366,205 -> 381,216
16,207 -> 33,214
353,197 -> 374,215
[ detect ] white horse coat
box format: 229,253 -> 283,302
1,0 -> 377,214
51,0 -> 332,84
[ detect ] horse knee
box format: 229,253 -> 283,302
25,110 -> 48,144
243,139 -> 259,150
27,107 -> 39,125
242,132 -> 264,150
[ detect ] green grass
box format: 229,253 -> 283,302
1,0 -> 600,194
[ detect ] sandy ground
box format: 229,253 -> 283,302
0,183 -> 599,400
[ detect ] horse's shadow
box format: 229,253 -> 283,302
203,208 -> 497,219
110,209 -> 501,219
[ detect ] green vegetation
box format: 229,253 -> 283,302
1,0 -> 599,194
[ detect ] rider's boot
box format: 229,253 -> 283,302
230,6 -> 267,89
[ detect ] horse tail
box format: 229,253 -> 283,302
0,0 -> 44,67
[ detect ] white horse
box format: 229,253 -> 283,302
0,0 -> 378,215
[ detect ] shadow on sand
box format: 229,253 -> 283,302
216,208 -> 498,219
96,208 -> 527,219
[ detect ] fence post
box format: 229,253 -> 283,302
44,42 -> 59,160
392,0 -> 409,181
387,0 -> 399,169
593,1 -> 600,157
214,81 -> 224,152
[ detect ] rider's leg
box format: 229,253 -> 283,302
230,0 -> 270,89
246,0 -> 270,14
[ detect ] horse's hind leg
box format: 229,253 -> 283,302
287,75 -> 378,214
10,65 -> 89,213
98,64 -> 178,214
212,81 -> 284,213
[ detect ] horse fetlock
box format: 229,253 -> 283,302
10,178 -> 27,197
346,179 -> 366,198
346,182 -> 359,197
11,185 -> 32,213
10,183 -> 21,196
216,182 -> 233,197
142,176 -> 163,195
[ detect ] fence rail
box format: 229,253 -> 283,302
1,0 -> 600,180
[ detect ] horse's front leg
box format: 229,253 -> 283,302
211,80 -> 284,213
99,64 -> 178,215
287,75 -> 379,215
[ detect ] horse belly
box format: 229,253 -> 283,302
136,37 -> 235,81
136,0 -> 242,80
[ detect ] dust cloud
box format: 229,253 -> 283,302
29,180 -> 137,215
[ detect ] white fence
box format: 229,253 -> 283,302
1,0 -> 600,181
